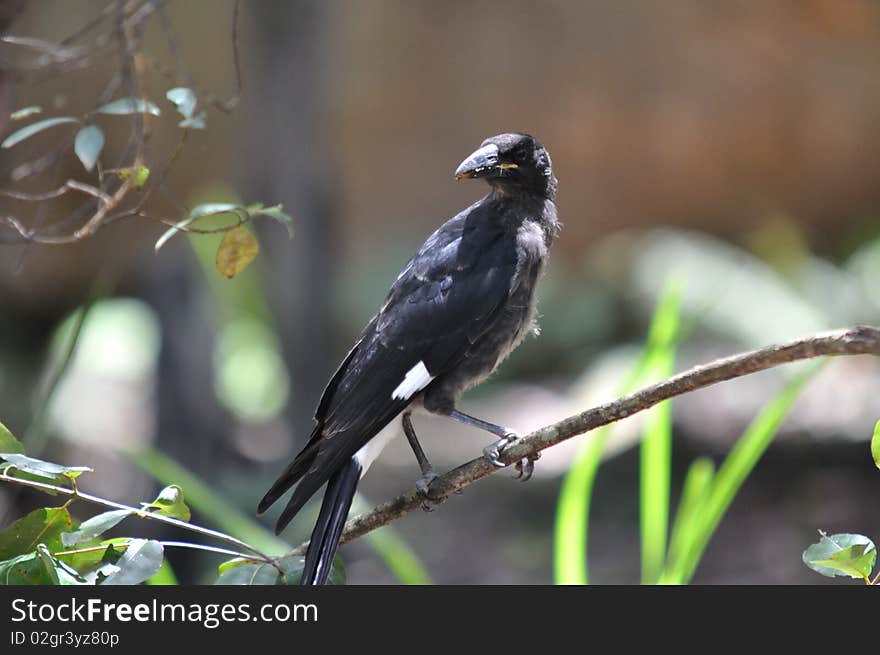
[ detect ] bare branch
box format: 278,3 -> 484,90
1,173 -> 133,244
204,0 -> 241,113
289,325 -> 880,555
0,179 -> 113,204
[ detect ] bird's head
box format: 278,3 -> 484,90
454,133 -> 556,199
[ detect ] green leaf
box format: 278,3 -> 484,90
146,559 -> 178,585
0,551 -> 55,585
140,484 -> 190,521
95,98 -> 161,116
274,556 -> 308,585
215,555 -> 345,585
133,165 -> 150,189
0,544 -> 86,585
34,544 -> 60,584
190,203 -> 242,218
165,88 -> 205,129
215,558 -> 280,585
166,87 -> 196,119
0,420 -> 24,454
73,125 -> 104,172
57,541 -> 125,577
80,543 -> 128,584
10,106 -> 42,121
215,225 -> 259,278
277,554 -> 345,585
1,117 -> 79,148
0,507 -> 75,559
217,557 -> 249,575
154,203 -> 240,251
871,419 -> 880,471
0,453 -> 91,484
803,532 -> 877,580
99,539 -> 163,585
248,203 -> 294,238
36,544 -> 87,585
60,510 -> 131,548
113,165 -> 150,189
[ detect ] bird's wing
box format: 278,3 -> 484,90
262,205 -> 519,526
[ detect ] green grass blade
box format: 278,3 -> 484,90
553,277 -> 682,585
674,363 -> 821,583
659,457 -> 714,584
639,396 -> 674,583
366,527 -> 433,585
638,279 -> 682,584
553,427 -> 610,584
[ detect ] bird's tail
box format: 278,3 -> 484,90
300,456 -> 362,585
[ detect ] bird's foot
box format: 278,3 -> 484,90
513,451 -> 541,482
482,430 -> 520,468
415,470 -> 443,512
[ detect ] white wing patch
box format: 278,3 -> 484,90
391,360 -> 434,400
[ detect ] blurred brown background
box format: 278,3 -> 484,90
1,0 -> 879,584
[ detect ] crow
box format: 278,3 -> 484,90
258,132 -> 559,585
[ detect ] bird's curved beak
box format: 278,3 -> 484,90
454,143 -> 517,180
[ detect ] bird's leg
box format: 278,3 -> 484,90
402,413 -> 443,511
402,412 -> 436,490
446,409 -> 539,480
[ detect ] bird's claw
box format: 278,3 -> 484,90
482,444 -> 504,467
416,470 -> 443,512
416,470 -> 437,496
482,430 -> 519,468
513,451 -> 541,482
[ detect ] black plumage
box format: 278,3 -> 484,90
259,133 -> 559,584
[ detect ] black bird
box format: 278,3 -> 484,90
258,133 -> 559,585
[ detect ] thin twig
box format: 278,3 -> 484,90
54,540 -> 253,561
0,179 -> 113,205
0,471 -> 277,562
1,173 -> 135,244
157,541 -> 255,560
290,325 -> 880,555
205,0 -> 241,113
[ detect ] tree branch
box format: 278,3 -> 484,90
290,325 -> 880,555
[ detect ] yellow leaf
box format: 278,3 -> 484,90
215,226 -> 259,278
